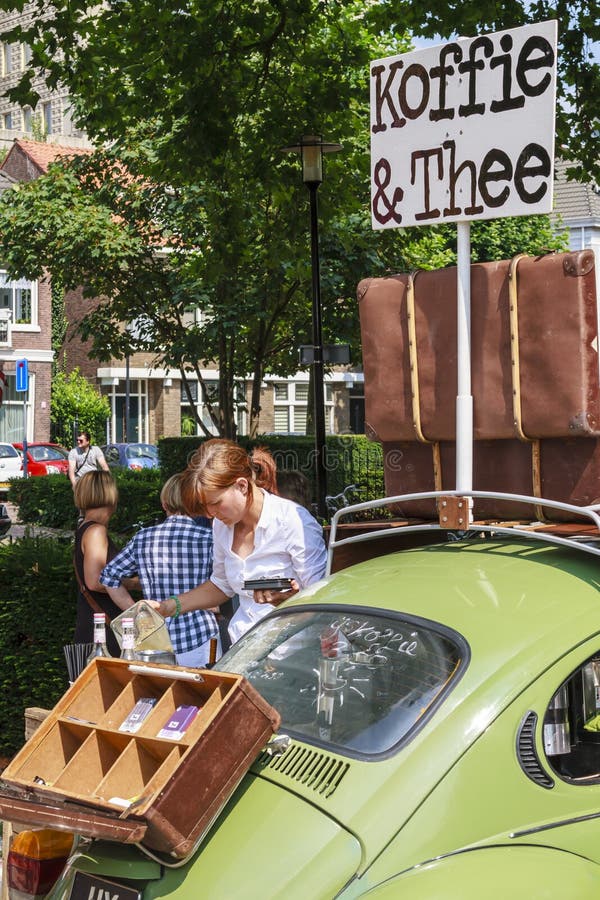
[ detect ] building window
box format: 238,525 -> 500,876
22,106 -> 32,132
181,378 -> 218,436
21,43 -> 32,69
273,381 -> 334,434
101,378 -> 148,443
0,371 -> 31,442
2,112 -> 12,130
42,101 -> 52,135
349,384 -> 365,434
62,102 -> 73,135
0,273 -> 37,326
2,43 -> 13,75
180,378 -> 246,436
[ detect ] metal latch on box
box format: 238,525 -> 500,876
264,734 -> 291,757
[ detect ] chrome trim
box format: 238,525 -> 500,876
511,810 -> 600,839
327,490 -> 600,575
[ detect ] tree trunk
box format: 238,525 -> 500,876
248,360 -> 263,439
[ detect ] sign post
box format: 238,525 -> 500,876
370,21 -> 557,512
15,359 -> 29,477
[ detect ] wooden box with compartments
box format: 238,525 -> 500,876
0,658 -> 281,859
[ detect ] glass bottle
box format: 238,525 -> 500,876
120,616 -> 136,660
86,612 -> 111,664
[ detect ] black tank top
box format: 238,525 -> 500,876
73,520 -> 121,654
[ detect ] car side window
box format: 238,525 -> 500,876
543,652 -> 600,784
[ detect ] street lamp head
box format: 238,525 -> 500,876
281,133 -> 342,185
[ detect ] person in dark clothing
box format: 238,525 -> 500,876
73,470 -> 136,655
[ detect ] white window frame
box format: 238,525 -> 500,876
102,378 -> 149,443
1,43 -> 13,76
273,379 -> 334,434
21,43 -> 32,70
22,106 -> 33,132
0,272 -> 39,330
42,100 -> 52,135
180,377 -> 247,436
0,370 -> 33,442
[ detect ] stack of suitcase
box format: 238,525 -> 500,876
358,250 -> 600,520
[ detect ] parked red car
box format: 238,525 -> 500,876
12,442 -> 70,476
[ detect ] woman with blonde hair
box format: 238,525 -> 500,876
73,470 -> 134,655
153,439 -> 326,643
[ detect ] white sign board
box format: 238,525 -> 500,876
370,21 -> 557,229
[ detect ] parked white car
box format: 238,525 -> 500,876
0,441 -> 23,490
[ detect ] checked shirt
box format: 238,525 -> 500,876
101,515 -> 216,654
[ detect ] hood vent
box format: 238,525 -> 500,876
256,743 -> 350,798
516,711 -> 554,789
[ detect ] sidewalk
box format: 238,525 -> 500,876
2,501 -> 73,541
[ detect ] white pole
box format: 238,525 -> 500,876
455,221 -> 472,498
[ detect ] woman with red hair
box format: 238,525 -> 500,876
154,439 -> 326,643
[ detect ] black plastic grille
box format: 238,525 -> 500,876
516,710 -> 554,789
255,743 -> 350,798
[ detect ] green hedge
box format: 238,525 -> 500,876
9,437 -> 384,529
159,434 -> 384,506
0,536 -> 76,755
8,469 -> 164,532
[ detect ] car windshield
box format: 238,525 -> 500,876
126,444 -> 157,460
0,445 -> 18,458
216,608 -> 466,757
30,446 -> 67,461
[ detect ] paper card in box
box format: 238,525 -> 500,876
156,705 -> 199,740
118,697 -> 157,734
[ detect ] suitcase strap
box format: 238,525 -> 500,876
406,272 -> 442,492
509,254 -> 544,519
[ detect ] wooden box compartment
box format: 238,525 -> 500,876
0,658 -> 281,858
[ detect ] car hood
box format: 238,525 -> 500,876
75,776 -> 361,900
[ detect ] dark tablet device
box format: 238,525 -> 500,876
243,577 -> 294,591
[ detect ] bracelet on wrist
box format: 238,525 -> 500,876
168,595 -> 182,617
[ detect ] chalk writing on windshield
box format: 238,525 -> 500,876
329,615 -> 418,657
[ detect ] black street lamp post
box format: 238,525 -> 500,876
281,134 -> 341,520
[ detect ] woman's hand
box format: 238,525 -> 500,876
146,599 -> 171,618
253,579 -> 299,607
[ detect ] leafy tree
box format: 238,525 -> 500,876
1,0 -> 596,182
50,277 -> 67,371
0,140 -> 566,439
50,368 -> 111,447
0,0 -> 574,437
0,2 -> 414,436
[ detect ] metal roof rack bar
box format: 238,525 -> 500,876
326,491 -> 600,575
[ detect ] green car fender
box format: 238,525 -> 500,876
358,846 -> 600,899
142,776 -> 362,900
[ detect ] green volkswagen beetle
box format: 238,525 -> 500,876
22,497 -> 600,898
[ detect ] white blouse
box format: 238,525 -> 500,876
210,490 -> 327,643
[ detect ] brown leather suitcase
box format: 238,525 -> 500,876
382,439 -> 600,522
0,658 -> 280,858
359,250 -> 599,442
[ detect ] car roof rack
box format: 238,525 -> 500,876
326,490 -> 600,576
